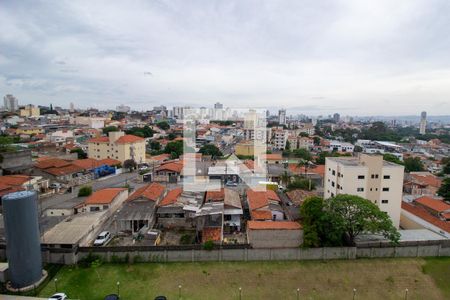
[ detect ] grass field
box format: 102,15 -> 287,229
38,257 -> 450,300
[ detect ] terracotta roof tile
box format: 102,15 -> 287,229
206,188 -> 224,202
410,173 -> 442,188
247,221 -> 301,230
156,161 -> 183,173
87,136 -> 109,143
0,175 -> 31,186
44,164 -> 84,176
402,202 -> 450,233
116,135 -> 145,144
159,187 -> 183,206
85,188 -> 127,205
263,153 -> 283,160
415,196 -> 450,213
149,153 -> 171,162
72,158 -> 102,169
128,183 -> 165,202
35,158 -> 72,169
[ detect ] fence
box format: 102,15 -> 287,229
1,242 -> 449,265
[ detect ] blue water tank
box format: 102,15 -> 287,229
3,190 -> 43,288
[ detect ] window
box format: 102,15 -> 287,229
90,206 -> 100,212
103,205 -> 109,209
382,187 -> 389,192
357,187 -> 364,192
371,174 -> 375,179
331,181 -> 335,187
382,200 -> 389,204
384,175 -> 390,179
358,175 -> 365,179
332,170 -> 336,175
375,174 -> 379,178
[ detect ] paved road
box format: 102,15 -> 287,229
39,172 -> 138,211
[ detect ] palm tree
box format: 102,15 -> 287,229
280,170 -> 290,187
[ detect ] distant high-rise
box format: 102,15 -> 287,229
333,113 -> 340,123
116,104 -> 130,113
214,102 -> 223,109
69,102 -> 75,112
419,111 -> 427,135
3,94 -> 19,112
278,109 -> 286,125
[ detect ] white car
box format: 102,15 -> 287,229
48,293 -> 68,300
94,231 -> 112,246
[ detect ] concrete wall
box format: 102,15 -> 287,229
247,229 -> 303,248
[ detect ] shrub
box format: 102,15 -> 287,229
180,234 -> 194,245
78,252 -> 102,268
78,185 -> 93,197
203,240 -> 214,251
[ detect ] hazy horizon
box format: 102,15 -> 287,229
1,0 -> 450,116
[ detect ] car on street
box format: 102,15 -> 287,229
225,181 -> 238,187
94,231 -> 112,246
48,293 -> 68,300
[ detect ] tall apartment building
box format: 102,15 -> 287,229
214,102 -> 223,109
419,111 -> 427,135
278,109 -> 286,125
19,104 -> 40,117
3,94 -> 19,112
88,131 -> 146,164
272,128 -> 288,150
116,104 -> 131,113
324,154 -> 404,228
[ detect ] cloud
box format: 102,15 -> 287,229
0,0 -> 449,115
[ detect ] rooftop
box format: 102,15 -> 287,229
127,183 -> 165,202
85,188 -> 127,205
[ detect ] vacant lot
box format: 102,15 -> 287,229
38,257 -> 449,300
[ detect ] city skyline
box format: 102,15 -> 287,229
1,1 -> 450,115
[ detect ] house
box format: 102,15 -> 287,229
116,183 -> 166,233
83,188 -> 128,213
34,158 -> 87,185
246,221 -> 303,248
247,189 -> 284,221
155,161 -> 183,182
0,150 -> 33,174
261,153 -> 283,164
156,188 -> 185,228
87,131 -> 146,164
204,188 -> 243,233
414,196 -> 450,217
285,189 -> 318,220
401,201 -> 450,238
0,175 -> 44,200
404,172 -> 442,196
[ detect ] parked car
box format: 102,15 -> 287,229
94,231 -> 112,246
104,294 -> 120,300
49,182 -> 62,189
225,181 -> 238,187
48,293 -> 68,300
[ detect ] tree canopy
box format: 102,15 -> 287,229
292,148 -> 312,161
300,194 -> 400,247
403,157 -> 424,173
125,126 -> 154,138
199,144 -> 223,158
437,177 -> 450,201
156,121 -> 170,130
102,126 -> 119,135
383,153 -> 403,165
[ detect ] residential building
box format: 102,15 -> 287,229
278,109 -> 286,125
419,111 -> 427,135
116,104 -> 131,113
404,172 -> 442,196
19,104 -> 40,117
328,140 -> 354,153
83,188 -> 128,213
87,131 -> 146,164
3,94 -> 19,112
324,154 -> 404,228
74,116 -> 106,129
272,128 -> 288,150
247,189 -> 284,221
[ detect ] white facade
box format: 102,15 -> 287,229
328,140 -> 354,153
3,94 -> 19,112
324,154 -> 404,228
272,129 -> 288,150
278,109 -> 286,125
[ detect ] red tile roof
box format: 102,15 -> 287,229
156,161 -> 183,173
149,153 -> 171,162
205,188 -> 224,202
202,227 -> 222,243
289,164 -> 325,177
99,158 -> 121,166
415,196 -> 450,213
35,158 -> 71,169
410,173 -> 442,188
402,202 -> 450,233
247,221 -> 301,230
44,164 -> 84,176
251,210 -> 273,220
128,183 -> 165,202
263,153 -> 283,160
247,190 -> 269,210
85,188 -> 127,205
0,175 -> 32,186
72,158 -> 102,169
159,187 -> 182,206
116,135 -> 145,144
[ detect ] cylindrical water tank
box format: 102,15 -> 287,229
3,190 -> 42,288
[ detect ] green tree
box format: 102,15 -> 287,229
353,145 -> 363,153
126,126 -> 154,138
156,121 -> 170,130
292,148 -> 312,161
0,136 -> 16,152
299,132 -> 309,137
123,159 -> 136,171
280,171 -> 291,187
404,157 -> 424,172
167,133 -> 176,140
441,157 -> 450,175
437,177 -> 450,201
102,126 -> 119,135
70,148 -> 87,159
78,185 -> 93,197
287,177 -> 315,191
285,140 -> 291,151
199,144 -> 223,158
163,140 -> 195,159
324,194 -> 400,245
148,140 -> 161,151
313,136 -> 321,146
383,153 -> 403,165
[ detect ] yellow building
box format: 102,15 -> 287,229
16,127 -> 44,135
87,131 -> 146,164
235,141 -> 266,157
19,105 -> 40,117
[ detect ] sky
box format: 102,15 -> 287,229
1,0 -> 450,116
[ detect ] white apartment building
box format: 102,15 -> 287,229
328,140 -> 354,153
272,129 -> 288,150
278,109 -> 286,125
324,154 -> 404,228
